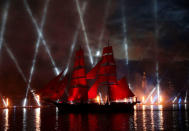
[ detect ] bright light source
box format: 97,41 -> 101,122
185,91 -> 187,103
142,105 -> 146,110
178,98 -> 182,104
2,97 -> 7,107
151,96 -> 153,104
35,94 -> 41,106
144,88 -> 156,104
159,95 -> 162,103
156,62 -> 160,104
173,97 -> 177,103
96,50 -> 100,57
134,97 -> 137,102
36,95 -> 40,103
23,98 -> 27,107
142,96 -> 145,103
63,67 -> 69,76
124,98 -> 127,103
32,93 -> 40,106
96,96 -> 100,104
54,68 -> 60,75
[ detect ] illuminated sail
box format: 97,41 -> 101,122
37,72 -> 68,100
68,48 -> 88,102
87,46 -> 117,100
110,77 -> 134,100
87,45 -> 135,101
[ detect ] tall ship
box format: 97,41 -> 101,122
37,44 -> 137,112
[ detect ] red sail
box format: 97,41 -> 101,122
88,81 -> 99,99
87,45 -> 117,100
86,60 -> 102,79
37,72 -> 68,100
110,77 -> 135,100
68,48 -> 88,102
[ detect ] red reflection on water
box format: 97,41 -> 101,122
111,114 -> 129,131
69,114 -> 87,131
88,114 -> 98,131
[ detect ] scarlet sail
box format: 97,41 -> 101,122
37,72 -> 68,100
87,45 -> 134,101
87,46 -> 118,100
68,48 -> 88,102
110,77 -> 134,101
39,45 -> 135,105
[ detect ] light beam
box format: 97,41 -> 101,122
144,88 -> 156,104
63,2 -> 87,76
23,98 -> 27,107
172,97 -> 177,103
95,0 -> 112,65
178,98 -> 182,104
25,0 -> 50,103
185,91 -> 187,103
121,0 -> 129,65
156,62 -> 160,103
23,0 -> 59,75
0,0 -> 10,51
75,0 -> 93,65
4,44 -> 27,82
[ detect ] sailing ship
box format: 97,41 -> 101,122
37,45 -> 137,112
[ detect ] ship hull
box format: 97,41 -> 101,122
55,102 -> 136,113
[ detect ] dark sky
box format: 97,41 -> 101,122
0,0 -> 189,97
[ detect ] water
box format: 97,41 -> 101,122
0,105 -> 188,131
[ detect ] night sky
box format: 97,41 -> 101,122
0,0 -> 189,98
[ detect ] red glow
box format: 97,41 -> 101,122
88,81 -> 98,99
110,77 -> 134,101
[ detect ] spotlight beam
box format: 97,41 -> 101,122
0,0 -> 10,51
23,0 -> 59,75
25,0 -> 50,100
4,43 -> 40,106
156,62 -> 160,103
185,91 -> 187,103
173,97 -> 177,103
63,2 -> 87,76
4,44 -> 27,82
23,0 -> 51,107
95,0 -> 112,65
75,0 -> 93,65
121,0 -> 129,65
0,94 -> 7,107
144,88 -> 156,104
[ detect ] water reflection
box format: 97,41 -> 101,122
88,114 -> 98,131
150,105 -> 154,131
55,107 -> 58,130
35,108 -> 41,131
185,108 -> 188,128
23,108 -> 27,131
142,105 -> 147,131
0,105 -> 188,130
69,114 -> 83,131
4,109 -> 9,131
134,106 -> 137,130
158,105 -> 164,130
